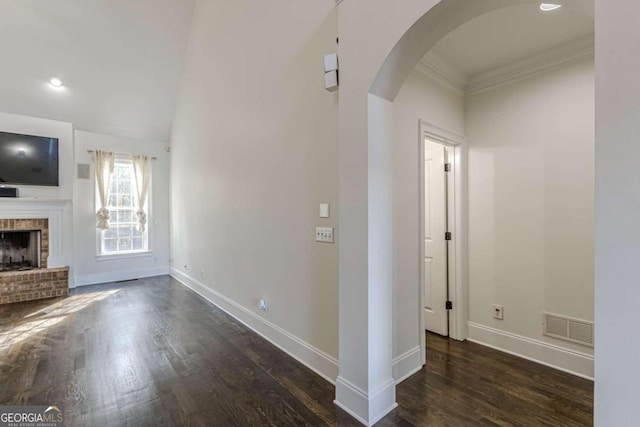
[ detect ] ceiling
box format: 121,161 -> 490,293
0,0 -> 195,141
423,3 -> 594,84
0,2 -> 594,140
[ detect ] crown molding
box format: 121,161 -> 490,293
415,52 -> 466,96
465,35 -> 594,95
416,34 -> 594,96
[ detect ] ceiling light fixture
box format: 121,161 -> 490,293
49,77 -> 63,88
540,3 -> 562,11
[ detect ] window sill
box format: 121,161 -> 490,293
96,251 -> 153,261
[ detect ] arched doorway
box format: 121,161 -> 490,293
335,0 -> 594,425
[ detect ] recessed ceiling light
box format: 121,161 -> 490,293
49,77 -> 63,88
540,3 -> 562,11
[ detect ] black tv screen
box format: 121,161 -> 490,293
0,131 -> 59,187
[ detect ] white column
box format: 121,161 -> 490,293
334,75 -> 396,427
595,0 -> 640,423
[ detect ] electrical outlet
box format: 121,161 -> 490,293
258,299 -> 268,311
184,264 -> 188,270
200,270 -> 205,279
315,227 -> 334,243
493,304 -> 504,320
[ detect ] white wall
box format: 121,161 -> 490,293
595,1 -> 640,423
73,130 -> 170,286
169,0 -> 339,380
392,70 -> 464,376
465,57 -> 595,377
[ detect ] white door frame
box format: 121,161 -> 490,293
418,119 -> 467,365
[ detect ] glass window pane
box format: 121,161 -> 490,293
104,238 -> 117,253
132,237 -> 143,251
120,210 -> 132,223
118,180 -> 131,194
117,166 -> 128,179
118,237 -> 132,251
118,195 -> 131,208
99,161 -> 148,255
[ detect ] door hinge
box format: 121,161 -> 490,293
445,231 -> 452,241
445,301 -> 453,310
444,163 -> 451,172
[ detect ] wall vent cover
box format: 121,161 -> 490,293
568,319 -> 594,346
543,312 -> 593,348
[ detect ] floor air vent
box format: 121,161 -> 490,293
543,312 -> 594,347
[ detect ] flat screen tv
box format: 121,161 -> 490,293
0,131 -> 59,187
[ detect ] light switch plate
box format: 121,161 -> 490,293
319,203 -> 330,218
315,227 -> 334,243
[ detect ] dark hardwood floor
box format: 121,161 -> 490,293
0,276 -> 593,426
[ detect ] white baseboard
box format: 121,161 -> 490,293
73,265 -> 170,288
393,346 -> 422,384
169,267 -> 338,384
334,376 -> 397,426
467,322 -> 594,380
334,377 -> 369,426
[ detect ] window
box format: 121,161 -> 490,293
98,158 -> 149,255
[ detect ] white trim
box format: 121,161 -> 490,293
334,377 -> 397,427
392,346 -> 422,384
170,267 -> 339,384
0,199 -> 71,269
334,377 -> 369,425
73,266 -> 169,288
95,251 -> 153,261
467,321 -> 594,380
421,121 -> 465,145
417,35 -> 594,96
0,198 -> 72,203
418,120 -> 468,367
368,379 -> 397,426
415,53 -> 465,96
466,35 -> 594,95
418,123 -> 426,366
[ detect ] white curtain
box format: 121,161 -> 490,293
94,150 -> 115,230
132,155 -> 151,232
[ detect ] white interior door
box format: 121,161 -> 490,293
424,137 -> 449,336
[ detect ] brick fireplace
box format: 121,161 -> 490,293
0,218 -> 69,304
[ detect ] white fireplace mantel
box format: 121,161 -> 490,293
0,198 -> 72,269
